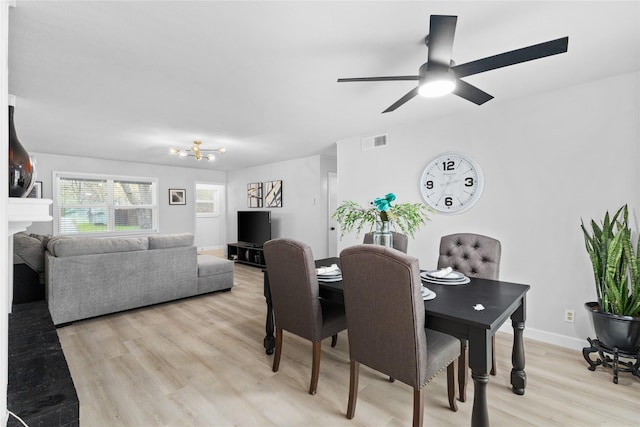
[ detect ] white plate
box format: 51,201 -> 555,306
318,276 -> 342,282
317,271 -> 342,277
421,275 -> 470,285
422,286 -> 436,301
422,270 -> 465,280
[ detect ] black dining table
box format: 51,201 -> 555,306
262,257 -> 530,427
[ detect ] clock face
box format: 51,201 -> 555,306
420,152 -> 484,214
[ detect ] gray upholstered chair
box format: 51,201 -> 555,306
263,238 -> 347,395
437,233 -> 501,402
363,231 -> 409,253
340,244 -> 460,425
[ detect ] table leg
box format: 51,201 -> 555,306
471,371 -> 489,427
510,300 -> 527,395
263,272 -> 275,355
468,329 -> 491,427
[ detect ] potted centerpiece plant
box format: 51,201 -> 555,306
580,204 -> 640,381
333,193 -> 430,246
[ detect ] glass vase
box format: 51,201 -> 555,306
373,220 -> 393,248
9,105 -> 36,198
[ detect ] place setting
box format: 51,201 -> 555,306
420,266 -> 471,285
421,286 -> 436,301
316,263 -> 342,282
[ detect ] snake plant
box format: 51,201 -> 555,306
581,204 -> 640,317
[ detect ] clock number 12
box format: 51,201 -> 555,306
442,160 -> 455,171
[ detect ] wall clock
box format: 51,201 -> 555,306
419,152 -> 484,214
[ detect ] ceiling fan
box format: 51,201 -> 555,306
338,15 -> 569,113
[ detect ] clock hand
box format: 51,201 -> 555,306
441,178 -> 462,187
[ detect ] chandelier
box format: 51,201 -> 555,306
169,140 -> 226,161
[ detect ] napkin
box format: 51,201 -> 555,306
316,264 -> 340,275
429,267 -> 453,278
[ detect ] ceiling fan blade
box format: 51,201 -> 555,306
427,15 -> 458,68
382,87 -> 419,113
453,79 -> 494,105
452,37 -> 569,78
337,76 -> 419,82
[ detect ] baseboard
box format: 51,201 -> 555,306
498,324 -> 587,351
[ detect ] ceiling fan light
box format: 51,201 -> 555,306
170,141 -> 227,162
418,78 -> 456,98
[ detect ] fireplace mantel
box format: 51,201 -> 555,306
8,198 -> 52,236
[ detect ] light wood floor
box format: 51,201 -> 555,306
57,261 -> 640,426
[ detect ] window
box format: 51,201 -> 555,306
195,183 -> 221,217
53,172 -> 158,236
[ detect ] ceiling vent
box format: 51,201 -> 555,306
361,134 -> 388,151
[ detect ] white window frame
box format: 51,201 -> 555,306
52,171 -> 159,236
195,182 -> 221,218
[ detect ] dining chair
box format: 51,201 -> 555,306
437,233 -> 501,402
263,238 -> 347,395
340,244 -> 460,426
363,231 -> 409,253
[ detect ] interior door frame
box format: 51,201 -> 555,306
327,172 -> 338,258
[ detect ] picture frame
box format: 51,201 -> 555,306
264,180 -> 283,208
169,189 -> 186,205
247,182 -> 263,208
27,181 -> 43,199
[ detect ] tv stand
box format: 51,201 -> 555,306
227,242 -> 265,268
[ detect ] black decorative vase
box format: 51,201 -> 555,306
583,302 -> 640,383
9,105 -> 36,197
584,302 -> 640,353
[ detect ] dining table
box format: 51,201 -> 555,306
262,257 -> 531,427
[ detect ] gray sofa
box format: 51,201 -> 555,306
45,233 -> 233,325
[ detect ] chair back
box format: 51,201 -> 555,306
363,231 -> 409,253
340,244 -> 427,388
437,233 -> 501,280
263,238 -> 322,340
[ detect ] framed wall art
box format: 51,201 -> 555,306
264,180 -> 282,208
247,182 -> 263,207
169,189 -> 186,205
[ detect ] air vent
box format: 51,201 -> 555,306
361,134 -> 388,150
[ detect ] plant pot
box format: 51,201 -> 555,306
584,302 -> 640,353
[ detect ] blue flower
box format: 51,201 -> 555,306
374,193 -> 396,212
373,197 -> 389,212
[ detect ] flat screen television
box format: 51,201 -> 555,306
237,210 -> 272,247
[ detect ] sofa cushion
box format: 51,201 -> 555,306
13,232 -> 47,272
148,233 -> 194,250
47,236 -> 149,257
197,254 -> 234,277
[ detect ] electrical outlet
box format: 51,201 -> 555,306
564,309 -> 575,323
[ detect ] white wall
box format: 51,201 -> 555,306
227,154 -> 337,258
336,71 -> 640,350
1,2 -> 10,422
24,152 -> 227,248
